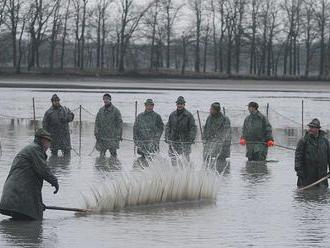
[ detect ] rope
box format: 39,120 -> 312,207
269,107 -> 301,126
232,141 -> 296,151
81,106 -> 96,117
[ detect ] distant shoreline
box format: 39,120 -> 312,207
0,71 -> 329,93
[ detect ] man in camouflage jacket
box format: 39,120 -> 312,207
295,118 -> 330,188
240,102 -> 274,161
203,102 -> 231,169
133,99 -> 164,159
94,94 -> 123,161
165,96 -> 197,162
43,94 -> 74,156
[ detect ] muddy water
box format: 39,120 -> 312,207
0,87 -> 330,247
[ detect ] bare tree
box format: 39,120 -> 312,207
27,0 -> 57,69
233,0 -> 245,74
180,31 -> 193,74
60,0 -> 71,70
118,0 -> 153,72
95,0 -> 112,70
49,0 -> 61,71
161,0 -> 183,69
188,0 -> 204,72
217,0 -> 227,73
5,0 -> 28,71
72,0 -> 88,70
249,0 -> 260,74
202,18 -> 210,72
0,0 -> 7,28
315,0 -> 329,77
301,0 -> 318,76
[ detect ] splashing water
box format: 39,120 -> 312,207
83,155 -> 219,212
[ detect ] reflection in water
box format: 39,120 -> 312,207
241,161 -> 270,183
94,157 -> 121,172
293,189 -> 330,246
48,155 -> 71,175
294,188 -> 329,204
0,220 -> 43,247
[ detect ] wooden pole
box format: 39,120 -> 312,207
301,100 -> 304,136
79,105 -> 82,157
32,97 -> 36,132
45,205 -> 92,213
298,174 -> 330,191
134,101 -> 138,155
222,107 -> 226,116
197,110 -> 203,137
266,103 -> 269,119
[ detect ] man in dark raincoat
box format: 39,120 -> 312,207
240,102 -> 274,161
94,94 -> 123,162
165,96 -> 197,162
202,102 -> 231,170
0,129 -> 59,220
43,94 -> 74,156
295,118 -> 330,188
133,99 -> 164,159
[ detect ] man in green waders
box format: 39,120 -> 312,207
133,99 -> 164,167
202,102 -> 231,172
240,102 -> 274,161
0,129 -> 59,220
295,118 -> 330,189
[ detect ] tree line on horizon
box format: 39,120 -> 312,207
0,0 -> 329,78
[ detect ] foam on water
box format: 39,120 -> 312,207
83,155 -> 219,212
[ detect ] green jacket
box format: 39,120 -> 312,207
43,105 -> 74,151
295,131 -> 330,187
202,113 -> 231,160
133,110 -> 164,155
94,104 -> 123,150
165,109 -> 197,144
0,140 -> 58,220
242,111 -> 273,142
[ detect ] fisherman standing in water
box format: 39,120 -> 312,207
165,96 -> 197,164
240,102 -> 274,161
295,118 -> 330,189
0,129 -> 59,220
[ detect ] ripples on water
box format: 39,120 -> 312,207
1,88 -> 330,247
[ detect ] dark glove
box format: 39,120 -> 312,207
118,137 -> 123,142
42,203 -> 46,211
296,170 -> 304,178
52,181 -> 59,194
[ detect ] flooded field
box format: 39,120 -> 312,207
0,86 -> 330,247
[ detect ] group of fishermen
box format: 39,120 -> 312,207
0,93 -> 330,221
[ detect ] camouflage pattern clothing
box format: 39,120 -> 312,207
133,110 -> 164,157
295,131 -> 330,188
94,104 -> 123,155
202,112 -> 231,162
43,105 -> 74,154
242,111 -> 273,161
165,109 -> 197,159
0,139 -> 58,220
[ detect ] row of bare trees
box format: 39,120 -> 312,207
0,0 -> 330,78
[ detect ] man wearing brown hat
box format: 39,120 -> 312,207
43,94 -> 74,156
240,101 -> 274,161
0,128 -> 59,220
133,99 -> 164,162
165,96 -> 197,163
202,102 -> 231,171
94,93 -> 123,164
295,118 -> 330,189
